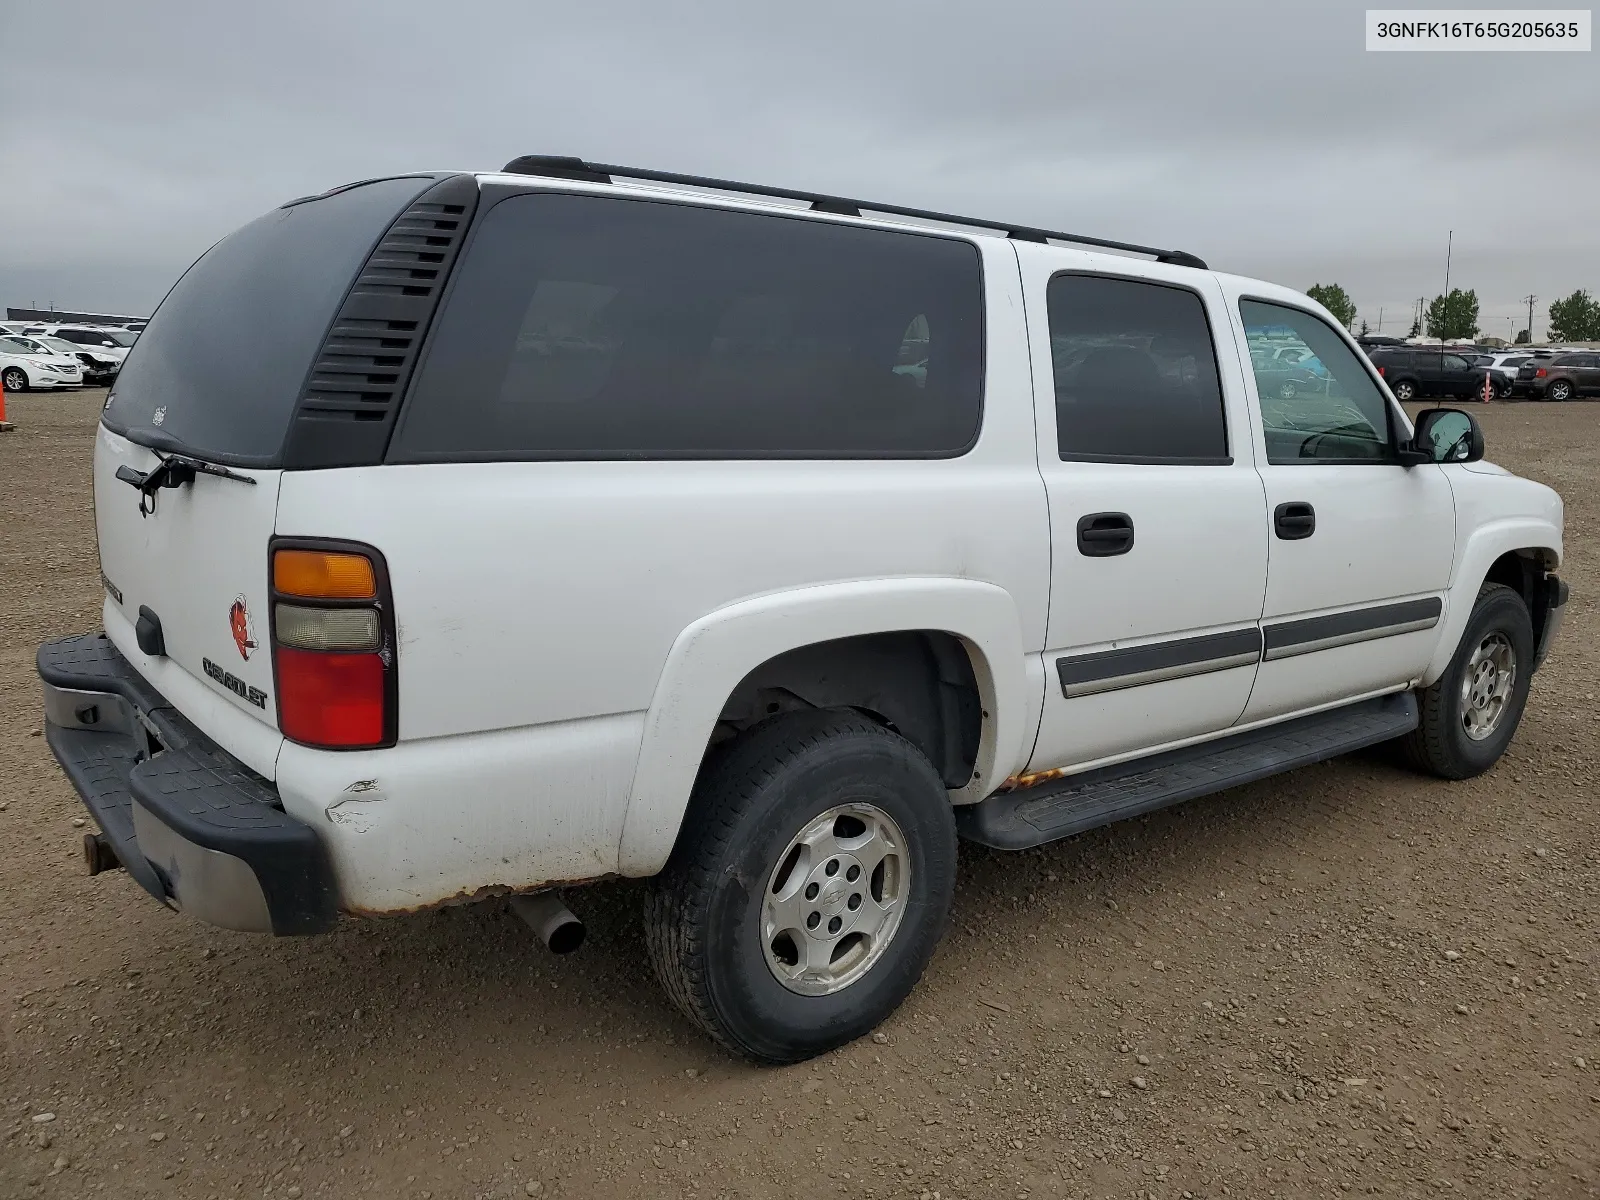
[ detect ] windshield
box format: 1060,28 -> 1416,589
42,338 -> 83,355
103,175 -> 434,464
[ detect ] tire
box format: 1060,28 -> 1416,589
1391,379 -> 1417,401
1,366 -> 27,393
645,709 -> 957,1064
1400,583 -> 1533,780
1547,379 -> 1573,402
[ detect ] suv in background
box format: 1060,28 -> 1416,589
1521,352 -> 1600,402
1366,347 -> 1488,401
37,158 -> 1568,1063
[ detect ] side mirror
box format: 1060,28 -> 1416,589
1410,407 -> 1485,464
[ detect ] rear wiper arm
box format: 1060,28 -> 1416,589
115,452 -> 256,516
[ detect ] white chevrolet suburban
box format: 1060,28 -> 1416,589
39,157 -> 1568,1064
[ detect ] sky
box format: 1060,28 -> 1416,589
3,0 -> 1595,338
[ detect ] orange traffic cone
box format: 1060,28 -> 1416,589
0,369 -> 14,432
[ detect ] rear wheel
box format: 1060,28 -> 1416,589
1391,379 -> 1417,401
1400,583 -> 1533,779
1,366 -> 27,393
645,710 -> 957,1064
1547,379 -> 1574,402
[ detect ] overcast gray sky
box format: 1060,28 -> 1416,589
3,0 -> 1595,337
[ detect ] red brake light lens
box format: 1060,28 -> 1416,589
1377,366 -> 1386,376
1535,367 -> 1547,377
276,648 -> 386,747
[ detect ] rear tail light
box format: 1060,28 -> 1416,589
1535,368 -> 1547,378
1377,366 -> 1386,376
270,543 -> 395,749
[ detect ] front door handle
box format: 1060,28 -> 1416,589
1077,512 -> 1134,557
1274,501 -> 1316,540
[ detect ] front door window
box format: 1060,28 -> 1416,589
1241,301 -> 1393,463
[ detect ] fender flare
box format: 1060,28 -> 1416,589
616,577 -> 1030,876
1421,518 -> 1561,685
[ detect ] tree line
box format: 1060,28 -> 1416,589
1304,283 -> 1600,342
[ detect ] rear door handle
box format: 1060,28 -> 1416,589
1077,512 -> 1134,557
1274,501 -> 1316,540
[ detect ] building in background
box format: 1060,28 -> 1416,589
6,307 -> 147,326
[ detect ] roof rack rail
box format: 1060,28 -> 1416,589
500,156 -> 1208,270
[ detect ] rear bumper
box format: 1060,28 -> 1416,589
37,633 -> 336,935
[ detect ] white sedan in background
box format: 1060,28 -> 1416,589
20,325 -> 136,368
0,335 -> 84,391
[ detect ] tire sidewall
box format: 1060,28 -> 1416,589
701,729 -> 956,1062
1393,380 -> 1416,401
1436,589 -> 1535,773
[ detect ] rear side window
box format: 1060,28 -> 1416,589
103,176 -> 434,465
391,193 -> 985,460
1046,274 -> 1228,462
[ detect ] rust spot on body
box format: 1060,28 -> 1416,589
343,874 -> 619,919
997,766 -> 1072,792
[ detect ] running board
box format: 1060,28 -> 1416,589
958,693 -> 1418,850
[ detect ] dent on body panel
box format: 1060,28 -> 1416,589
325,778 -> 384,834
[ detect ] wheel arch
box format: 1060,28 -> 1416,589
616,578 -> 1031,877
1422,525 -> 1561,686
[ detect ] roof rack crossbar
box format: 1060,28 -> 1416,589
500,156 -> 1206,269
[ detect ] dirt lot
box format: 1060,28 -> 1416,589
2,390 -> 1596,1200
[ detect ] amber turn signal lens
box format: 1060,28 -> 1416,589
274,550 -> 376,600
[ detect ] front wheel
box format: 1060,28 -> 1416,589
1,366 -> 27,393
1400,583 -> 1533,779
645,710 -> 957,1064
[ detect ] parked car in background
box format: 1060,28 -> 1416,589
1249,350 -> 1321,399
1514,353 -> 1563,398
1366,347 -> 1488,402
33,335 -> 122,385
0,335 -> 85,391
1522,352 -> 1600,402
20,325 -> 135,367
1460,352 -> 1533,399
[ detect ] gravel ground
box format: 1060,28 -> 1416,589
2,390 -> 1596,1200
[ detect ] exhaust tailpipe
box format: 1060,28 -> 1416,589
83,832 -> 122,876
510,893 -> 585,954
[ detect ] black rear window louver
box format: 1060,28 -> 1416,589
282,174 -> 481,469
